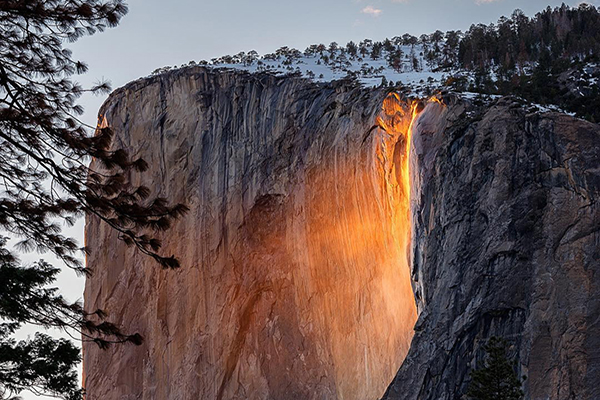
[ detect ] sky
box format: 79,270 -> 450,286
16,0 -> 595,398
69,0 -> 595,127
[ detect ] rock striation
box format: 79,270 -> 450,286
83,68 -> 418,400
84,66 -> 600,400
385,97 -> 600,400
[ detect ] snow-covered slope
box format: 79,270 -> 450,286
153,38 -> 457,94
146,26 -> 599,120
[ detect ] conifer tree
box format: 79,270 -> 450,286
467,337 -> 525,400
0,1 -> 187,398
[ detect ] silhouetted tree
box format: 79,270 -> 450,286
0,1 -> 187,398
457,4 -> 600,69
467,337 -> 525,400
386,48 -> 404,72
346,41 -> 358,57
371,42 -> 383,60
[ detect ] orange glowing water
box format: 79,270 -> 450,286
404,101 -> 420,204
376,94 -> 422,249
83,91 -> 444,400
375,92 -> 444,333
378,93 -> 444,216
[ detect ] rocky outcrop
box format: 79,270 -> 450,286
84,66 -> 600,400
83,68 -> 418,400
385,97 -> 600,400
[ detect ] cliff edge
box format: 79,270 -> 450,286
386,96 -> 600,400
84,68 -> 417,400
84,67 -> 600,400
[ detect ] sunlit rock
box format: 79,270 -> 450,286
83,68 -> 418,400
83,67 -> 600,400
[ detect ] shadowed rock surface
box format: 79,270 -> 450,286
385,97 -> 600,400
84,67 -> 600,400
83,68 -> 417,400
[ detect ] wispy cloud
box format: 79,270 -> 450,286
361,5 -> 383,16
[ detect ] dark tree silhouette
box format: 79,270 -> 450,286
467,337 -> 525,400
458,4 -> 600,70
0,1 -> 187,398
453,4 -> 600,121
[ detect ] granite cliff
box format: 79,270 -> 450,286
385,96 -> 600,400
84,68 -> 418,400
83,67 -> 600,399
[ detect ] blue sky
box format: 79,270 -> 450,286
70,0 -> 593,126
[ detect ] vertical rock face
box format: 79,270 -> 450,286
83,68 -> 418,400
85,67 -> 600,400
385,97 -> 600,400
